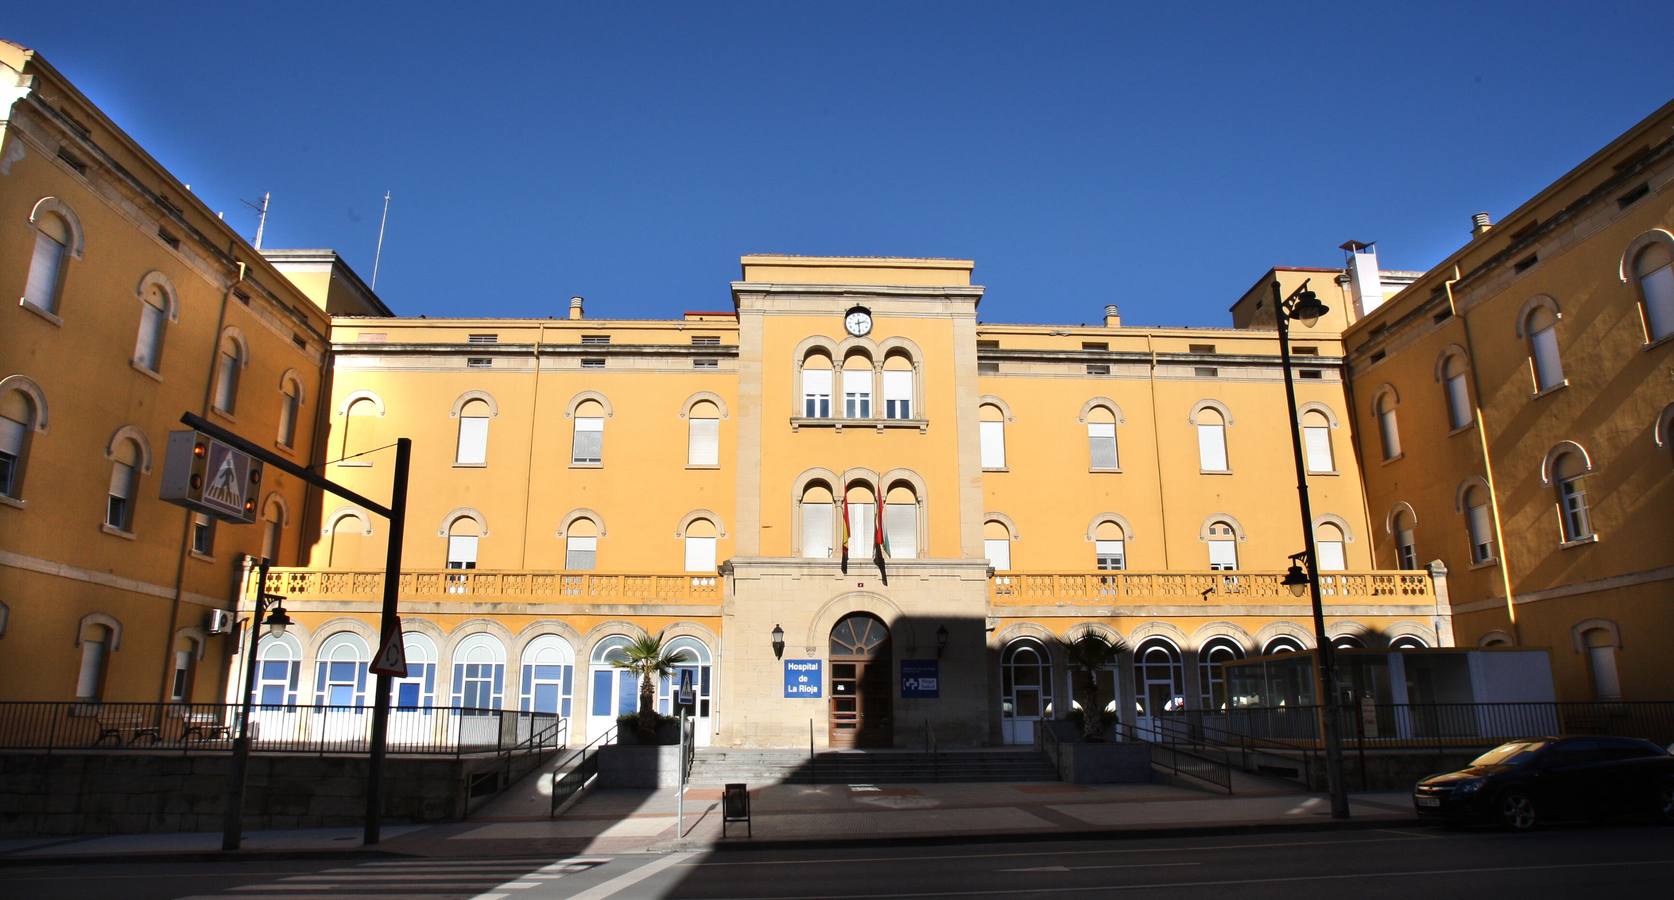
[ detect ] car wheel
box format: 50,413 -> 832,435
1657,781 -> 1674,825
1497,790 -> 1537,832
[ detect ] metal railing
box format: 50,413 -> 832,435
0,701 -> 565,756
988,569 -> 1434,606
264,568 -> 722,605
1221,701 -> 1674,750
1118,718 -> 1233,794
550,724 -> 617,816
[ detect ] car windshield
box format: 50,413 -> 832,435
1470,740 -> 1550,767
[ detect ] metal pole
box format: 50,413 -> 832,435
364,438 -> 411,845
223,559 -> 270,850
1272,280 -> 1350,819
677,710 -> 686,840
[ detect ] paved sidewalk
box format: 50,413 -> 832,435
0,776 -> 1420,863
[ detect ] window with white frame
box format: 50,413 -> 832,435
520,635 -> 574,717
564,517 -> 598,570
212,336 -> 244,415
313,632 -> 370,708
133,283 -> 168,372
0,389 -> 35,499
24,211 -> 72,315
106,440 -> 140,532
1551,450 -> 1594,542
260,497 -> 284,563
1302,410 -> 1334,473
254,632 -> 301,706
455,399 -> 490,465
1195,407 -> 1229,472
687,401 -> 719,466
572,401 -> 604,464
1315,523 -> 1346,571
883,361 -> 913,419
1198,639 -> 1243,712
983,519 -> 1012,570
1441,354 -> 1472,431
277,378 -> 302,448
1463,485 -> 1495,563
1524,306 -> 1564,391
1094,520 -> 1126,570
1207,521 -> 1238,570
446,518 -> 479,591
451,633 -> 506,710
883,485 -> 918,559
800,484 -> 834,559
170,638 -> 198,702
392,633 -> 437,708
980,404 -> 1006,469
843,486 -> 875,559
1634,241 -> 1674,342
1582,627 -> 1621,700
802,358 -> 833,418
1375,391 -> 1401,460
1392,507 -> 1418,570
191,512 -> 215,556
683,517 -> 718,572
1087,406 -> 1118,470
842,358 -> 872,418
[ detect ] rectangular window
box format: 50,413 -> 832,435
1559,480 -> 1592,540
1467,505 -> 1494,562
446,535 -> 478,569
684,536 -> 717,572
980,421 -> 1006,469
1303,425 -> 1333,473
983,537 -> 1011,571
845,502 -> 875,558
1617,183 -> 1649,209
191,513 -> 215,556
170,649 -> 193,701
467,333 -> 498,344
1082,341 -> 1108,351
1086,364 -> 1110,375
1446,375 -> 1472,429
572,417 -> 603,464
688,418 -> 718,466
107,462 -> 135,530
75,637 -> 108,700
456,416 -> 488,465
802,369 -> 832,418
977,361 -> 999,374
1197,424 -> 1228,472
1397,529 -> 1417,570
1532,328 -> 1563,390
581,335 -> 611,345
1208,540 -> 1237,571
1379,409 -> 1401,459
213,352 -> 238,413
1316,540 -> 1346,571
1194,366 -> 1218,378
1095,539 -> 1125,570
467,357 -> 493,368
691,335 -> 721,346
802,503 -> 833,559
565,536 -> 597,570
0,414 -> 22,497
134,303 -> 165,371
884,503 -> 917,559
1188,343 -> 1216,354
842,369 -> 871,418
591,670 -> 613,717
693,358 -> 719,369
1088,423 -> 1118,469
883,370 -> 912,419
580,358 -> 605,368
25,232 -> 66,313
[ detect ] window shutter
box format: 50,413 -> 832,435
1446,375 -> 1472,429
573,417 -> 603,463
1467,504 -> 1493,559
456,416 -> 489,465
884,502 -> 917,559
0,415 -> 25,456
688,418 -> 719,466
1316,540 -> 1345,571
109,462 -> 135,499
883,370 -> 912,418
25,232 -> 65,312
1095,539 -> 1125,570
684,535 -> 717,572
1303,426 -> 1333,472
76,637 -> 108,700
1208,539 -> 1237,570
1531,328 -> 1563,389
447,534 -> 478,567
1197,424 -> 1228,471
1088,422 -> 1117,469
983,538 -> 1011,571
135,303 -> 165,369
801,502 -> 833,558
980,421 -> 1006,468
847,503 -> 874,556
1642,264 -> 1674,339
565,536 -> 597,570
1379,409 -> 1401,459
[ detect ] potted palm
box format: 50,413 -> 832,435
1059,636 -> 1122,740
613,631 -> 681,743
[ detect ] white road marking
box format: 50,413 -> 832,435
558,851 -> 696,900
997,862 -> 1200,873
684,833 -> 1435,867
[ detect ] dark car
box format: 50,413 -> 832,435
1413,736 -> 1674,830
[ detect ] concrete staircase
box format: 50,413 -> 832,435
687,748 -> 1059,786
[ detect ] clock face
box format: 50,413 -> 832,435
844,308 -> 872,337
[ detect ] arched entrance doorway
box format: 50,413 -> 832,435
829,613 -> 891,748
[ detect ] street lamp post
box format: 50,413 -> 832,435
223,556 -> 294,850
1270,279 -> 1350,820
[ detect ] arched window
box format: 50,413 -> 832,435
883,483 -> 919,559
1440,352 -> 1472,431
843,483 -> 876,561
325,509 -> 371,567
1523,304 -> 1564,391
170,633 -> 201,702
1094,519 -> 1126,571
76,623 -> 113,701
520,634 -> 574,717
392,632 -> 437,708
277,375 -> 303,449
455,398 -> 491,465
1000,639 -> 1053,744
1198,638 -> 1244,712
841,353 -> 873,419
571,399 -> 604,465
1550,449 -> 1594,542
0,385 -> 42,500
24,207 -> 73,315
212,332 -> 246,415
254,632 -> 302,706
1461,483 -> 1495,564
1314,523 -> 1346,571
1263,636 -> 1304,655
656,636 -> 713,721
979,403 -> 1007,469
800,482 -> 834,559
313,632 -> 370,708
1633,240 -> 1674,342
451,633 -> 506,710
133,280 -> 170,372
1194,407 -> 1229,472
1580,626 -> 1621,700
1301,410 -> 1334,473
1333,634 -> 1366,650
1374,389 -> 1401,460
589,635 -> 640,735
882,353 -> 914,419
983,519 -> 1012,570
1206,520 -> 1238,571
1086,405 -> 1119,470
1134,638 -> 1184,722
801,351 -> 833,418
683,517 -> 718,572
565,517 -> 598,570
105,437 -> 143,532
339,395 -> 379,467
1390,635 -> 1428,650
445,516 -> 480,591
1391,506 -> 1418,570
687,400 -> 719,466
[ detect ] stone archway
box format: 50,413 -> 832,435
828,612 -> 892,748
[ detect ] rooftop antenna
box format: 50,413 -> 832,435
241,191 -> 270,249
371,191 -> 392,290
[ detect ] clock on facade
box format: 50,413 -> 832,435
844,306 -> 873,337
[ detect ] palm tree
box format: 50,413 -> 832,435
612,631 -> 681,740
1058,636 -> 1122,740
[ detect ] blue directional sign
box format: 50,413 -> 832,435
783,659 -> 822,698
901,659 -> 939,698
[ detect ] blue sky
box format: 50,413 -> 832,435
8,2 -> 1670,326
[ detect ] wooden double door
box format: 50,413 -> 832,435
829,613 -> 892,748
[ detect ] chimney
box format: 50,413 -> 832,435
1103,304 -> 1121,327
1339,240 -> 1385,318
568,296 -> 584,320
1471,212 -> 1493,237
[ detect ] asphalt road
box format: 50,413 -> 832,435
3,825 -> 1672,899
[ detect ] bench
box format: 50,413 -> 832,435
182,711 -> 231,742
95,709 -> 161,747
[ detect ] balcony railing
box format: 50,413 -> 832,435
264,569 -> 723,604
987,570 -> 1434,606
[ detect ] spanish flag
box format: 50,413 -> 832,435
839,494 -> 851,574
874,498 -> 889,584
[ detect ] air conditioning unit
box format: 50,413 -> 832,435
207,608 -> 234,634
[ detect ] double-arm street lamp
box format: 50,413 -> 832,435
1270,279 -> 1350,820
